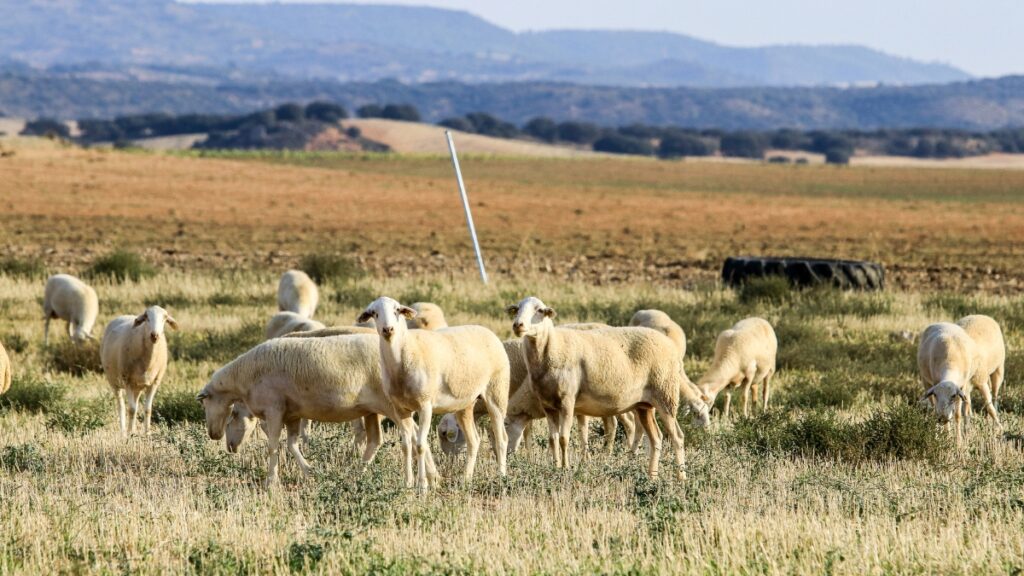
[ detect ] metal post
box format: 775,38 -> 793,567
445,130 -> 488,284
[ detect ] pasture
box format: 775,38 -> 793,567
1,141 -> 1024,573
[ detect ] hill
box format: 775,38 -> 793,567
0,0 -> 968,88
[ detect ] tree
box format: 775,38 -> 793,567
21,118 -> 70,139
720,132 -> 766,159
465,112 -> 518,138
593,134 -> 653,156
305,101 -> 348,123
557,121 -> 601,145
824,148 -> 851,165
357,104 -> 384,118
274,103 -> 305,122
657,133 -> 712,158
438,117 -> 474,132
381,104 -> 421,122
522,117 -> 558,142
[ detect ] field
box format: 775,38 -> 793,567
1,139 -> 1024,573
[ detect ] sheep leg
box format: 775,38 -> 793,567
299,419 -> 310,443
991,365 -> 1005,408
559,402 -> 575,470
360,414 -> 383,465
576,415 -> 590,460
125,390 -> 141,435
480,391 -> 508,476
977,381 -> 1002,430
741,379 -> 753,418
523,420 -> 533,452
602,416 -> 617,455
264,413 -> 284,487
762,369 -> 775,412
656,408 -> 687,481
285,420 -> 312,477
545,411 -> 562,468
43,317 -> 51,346
507,419 -> 528,455
396,417 -> 416,488
115,389 -> 127,438
723,391 -> 733,420
454,406 -> 480,482
142,386 -> 158,436
414,403 -> 433,491
636,407 -> 663,479
617,412 -> 637,454
351,418 -> 367,456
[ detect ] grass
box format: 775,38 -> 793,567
0,270 -> 1022,573
86,250 -> 156,282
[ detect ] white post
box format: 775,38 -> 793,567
445,130 -> 488,284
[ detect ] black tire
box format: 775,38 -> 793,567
722,256 -> 885,291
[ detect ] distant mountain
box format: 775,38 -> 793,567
3,69 -> 1023,131
0,0 -> 969,88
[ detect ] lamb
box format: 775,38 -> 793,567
359,296 -> 509,490
43,274 -> 99,344
265,311 -> 326,340
507,296 -> 710,479
100,306 -> 177,436
918,318 -> 1004,446
277,270 -> 319,319
697,318 -> 777,419
0,340 -> 11,396
407,302 -> 448,330
199,334 -> 439,487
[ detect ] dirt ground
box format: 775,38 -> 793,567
2,137 -> 1024,292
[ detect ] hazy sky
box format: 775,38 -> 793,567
193,0 -> 1022,77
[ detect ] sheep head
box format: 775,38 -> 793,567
359,297 -> 415,342
921,381 -> 968,424
134,305 -> 178,343
196,387 -> 232,441
225,403 -> 259,454
507,296 -> 556,337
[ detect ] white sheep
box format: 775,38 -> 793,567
199,334 -> 439,487
407,302 -> 448,330
508,296 -> 709,479
957,314 -> 1006,417
43,274 -> 99,344
0,340 -> 11,396
100,306 -> 177,436
629,310 -> 686,358
697,317 -> 778,419
359,296 -> 509,490
918,322 -> 979,446
265,311 -> 327,340
277,270 -> 319,319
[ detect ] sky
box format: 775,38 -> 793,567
193,0 -> 1023,77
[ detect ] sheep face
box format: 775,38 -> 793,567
134,305 -> 178,344
359,297 -> 415,342
197,389 -> 232,441
505,417 -> 529,453
689,401 -> 712,427
921,381 -> 968,424
437,413 -> 466,456
507,296 -> 556,337
225,403 -> 258,454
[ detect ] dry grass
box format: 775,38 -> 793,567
1,270 -> 1023,573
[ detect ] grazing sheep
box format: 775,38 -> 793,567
198,334 -> 438,487
277,270 -> 319,319
265,311 -> 326,340
697,318 -> 778,419
918,322 -> 980,446
507,296 -> 709,479
100,306 -> 177,436
629,310 -> 686,358
359,297 -> 509,491
0,341 -> 11,396
407,302 -> 448,330
43,274 -> 99,345
957,315 -> 1006,417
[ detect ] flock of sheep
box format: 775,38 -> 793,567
0,269 -> 1006,490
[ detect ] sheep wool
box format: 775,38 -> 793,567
43,274 -> 99,344
277,270 -> 319,319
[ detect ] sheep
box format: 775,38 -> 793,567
629,310 -> 686,358
286,326 -> 377,338
507,296 -> 709,479
43,274 -> 99,345
407,302 -> 448,330
957,314 -> 1006,418
697,318 -> 778,419
277,270 -> 319,319
265,311 -> 326,340
0,340 -> 11,396
359,296 -> 509,490
919,318 -> 1005,445
199,334 -> 439,487
100,306 -> 177,436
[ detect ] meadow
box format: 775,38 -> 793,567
1,141 -> 1024,573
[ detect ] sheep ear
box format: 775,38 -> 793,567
166,315 -> 179,331
505,305 -> 519,319
357,310 -> 374,324
541,307 -> 557,319
133,314 -> 147,327
957,389 -> 969,403
196,391 -> 209,402
919,385 -> 937,403
398,306 -> 417,319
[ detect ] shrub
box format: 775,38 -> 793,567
46,398 -> 107,434
438,117 -> 474,133
86,250 -> 155,282
557,121 -> 601,145
2,333 -> 29,354
658,133 -> 712,158
593,134 -> 653,156
825,147 -> 851,165
522,117 -> 558,142
305,101 -> 348,123
0,443 -> 44,473
738,276 -> 792,304
767,155 -> 791,164
465,112 -> 519,138
345,126 -> 362,139
299,253 -> 364,285
0,377 -> 68,413
720,132 -> 766,159
273,103 -> 305,123
0,256 -> 45,278
170,322 -> 263,363
45,339 -> 103,376
356,104 -> 383,118
380,104 -> 421,122
21,118 -> 70,139
152,388 -> 205,425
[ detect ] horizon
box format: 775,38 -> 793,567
180,0 -> 1021,78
